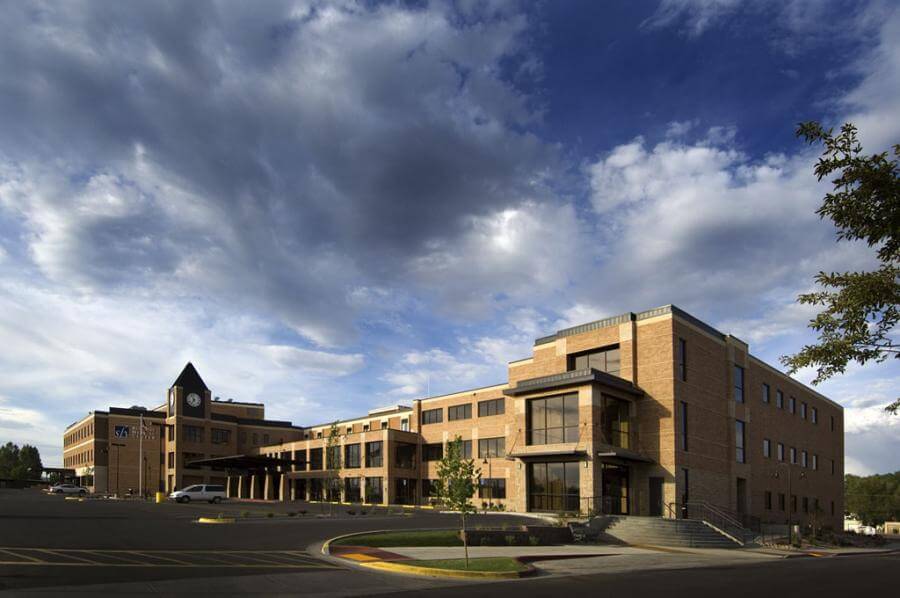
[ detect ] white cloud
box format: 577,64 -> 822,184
260,345 -> 365,376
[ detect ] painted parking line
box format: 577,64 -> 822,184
0,547 -> 338,569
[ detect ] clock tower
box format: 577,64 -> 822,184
169,362 -> 210,419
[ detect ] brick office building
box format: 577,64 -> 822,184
62,305 -> 844,529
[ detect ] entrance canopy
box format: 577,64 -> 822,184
184,454 -> 300,472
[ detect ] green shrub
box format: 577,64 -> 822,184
480,536 -> 492,546
528,535 -> 540,546
504,534 -> 518,546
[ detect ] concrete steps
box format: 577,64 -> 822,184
578,515 -> 743,548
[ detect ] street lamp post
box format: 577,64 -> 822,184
774,463 -> 806,546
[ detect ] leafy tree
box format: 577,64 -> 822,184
844,471 -> 900,527
782,122 -> 899,414
0,442 -> 43,480
325,423 -> 342,515
433,436 -> 481,568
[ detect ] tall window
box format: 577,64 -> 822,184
811,407 -> 818,424
790,447 -> 797,464
365,441 -> 383,467
459,439 -> 473,459
365,477 -> 383,504
812,454 -> 818,470
344,478 -> 361,502
477,398 -> 505,417
801,402 -> 807,419
344,444 -> 361,468
448,404 -> 472,421
777,443 -> 784,461
395,443 -> 415,469
527,462 -> 579,512
478,437 -> 505,458
762,383 -> 770,404
422,443 -> 443,462
326,445 -> 341,469
779,493 -> 786,511
733,366 -> 744,403
568,346 -> 621,377
765,491 -> 772,510
184,426 -> 204,443
421,408 -> 442,425
776,390 -> 784,409
676,337 -> 687,381
788,396 -> 796,414
309,447 -> 323,470
680,401 -> 689,451
602,396 -> 630,449
682,468 -> 690,506
801,450 -> 808,468
763,438 -> 771,458
735,420 -> 746,463
527,394 -> 579,445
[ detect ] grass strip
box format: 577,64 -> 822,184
332,530 -> 462,547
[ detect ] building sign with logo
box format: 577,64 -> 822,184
114,425 -> 130,438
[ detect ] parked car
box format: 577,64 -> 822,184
49,483 -> 87,495
169,484 -> 227,504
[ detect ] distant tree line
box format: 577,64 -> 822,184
845,471 -> 900,526
0,442 -> 43,480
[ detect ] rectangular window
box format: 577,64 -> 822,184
422,443 -> 443,462
790,447 -> 796,464
735,420 -> 746,463
364,477 -> 383,504
326,445 -> 341,469
801,402 -> 807,419
168,426 -> 175,441
832,459 -> 835,475
682,468 -> 690,506
812,454 -> 818,470
211,428 -> 231,444
527,393 -> 580,445
421,479 -> 438,499
676,337 -> 687,381
680,401 -> 689,451
733,365 -> 744,402
344,444 -> 361,468
791,495 -> 797,513
763,438 -> 771,458
344,477 -> 361,503
478,437 -> 506,458
777,443 -> 784,461
308,448 -> 323,470
365,441 -> 383,467
762,383 -> 770,404
527,462 -> 580,512
252,432 -> 259,445
448,404 -> 472,421
811,407 -> 818,424
568,345 -> 621,376
479,478 -> 507,500
401,418 -> 409,431
477,398 -> 505,417
789,396 -> 796,414
293,449 -> 307,471
802,496 -> 809,513
831,415 -> 835,431
801,450 -> 808,468
765,491 -> 772,510
776,390 -> 784,409
395,443 -> 415,469
184,425 -> 203,443
778,493 -> 786,511
831,501 -> 835,516
421,408 -> 442,425
459,439 -> 472,460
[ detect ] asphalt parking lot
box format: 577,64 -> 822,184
2,488 -> 897,597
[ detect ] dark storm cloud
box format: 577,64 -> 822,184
0,0 -> 553,344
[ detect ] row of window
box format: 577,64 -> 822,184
63,449 -> 93,467
422,437 -> 506,462
64,422 -> 95,447
760,382 -> 822,425
762,439 -> 830,472
421,477 -> 507,499
296,476 -> 509,503
421,398 -> 506,426
309,417 -> 412,440
763,492 -> 834,516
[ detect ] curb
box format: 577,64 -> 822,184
322,528 -> 457,555
197,517 -> 236,524
358,559 -> 535,579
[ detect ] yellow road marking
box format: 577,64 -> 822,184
84,551 -> 153,565
0,549 -> 45,564
33,549 -> 103,565
342,552 -> 381,562
131,551 -> 194,566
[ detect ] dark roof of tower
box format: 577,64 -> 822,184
171,362 -> 209,391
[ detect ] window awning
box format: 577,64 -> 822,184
596,446 -> 654,463
508,447 -> 587,460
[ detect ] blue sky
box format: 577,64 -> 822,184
0,0 -> 897,474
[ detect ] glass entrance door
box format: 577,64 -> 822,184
601,464 -> 630,514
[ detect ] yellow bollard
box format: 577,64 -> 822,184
156,492 -> 165,504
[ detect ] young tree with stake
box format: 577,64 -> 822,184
434,436 -> 481,568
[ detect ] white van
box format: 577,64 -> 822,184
169,484 -> 227,504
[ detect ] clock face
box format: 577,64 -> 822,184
186,393 -> 202,408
